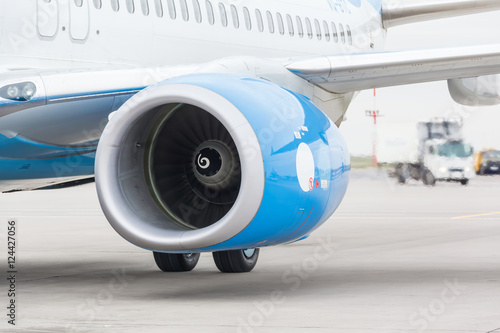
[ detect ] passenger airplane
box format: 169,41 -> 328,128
2,0 -> 500,273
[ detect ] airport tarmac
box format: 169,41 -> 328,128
1,169 -> 499,333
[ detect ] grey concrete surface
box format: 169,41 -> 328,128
0,169 -> 499,333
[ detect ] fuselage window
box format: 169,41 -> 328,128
296,16 -> 303,38
111,0 -> 119,11
266,11 -> 274,34
219,3 -> 228,27
230,5 -> 239,28
276,13 -> 284,35
167,0 -> 176,19
180,0 -> 189,21
346,24 -> 353,45
255,9 -> 264,32
323,20 -> 330,41
193,0 -> 202,22
141,0 -> 149,15
74,0 -> 83,7
286,14 -> 294,36
206,1 -> 214,25
93,0 -> 102,9
331,22 -> 338,43
126,0 -> 134,13
243,7 -> 251,30
154,0 -> 163,17
305,18 -> 313,39
314,19 -> 322,40
339,23 -> 345,44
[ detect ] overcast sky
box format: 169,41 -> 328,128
339,10 -> 500,156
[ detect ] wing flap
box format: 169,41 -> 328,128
286,45 -> 500,93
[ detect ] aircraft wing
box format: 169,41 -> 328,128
285,44 -> 500,93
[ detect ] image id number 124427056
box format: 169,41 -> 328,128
6,219 -> 17,326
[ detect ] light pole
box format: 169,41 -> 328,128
365,89 -> 383,166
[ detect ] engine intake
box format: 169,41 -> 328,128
145,103 -> 241,229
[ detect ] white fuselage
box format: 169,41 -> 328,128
0,0 -> 385,71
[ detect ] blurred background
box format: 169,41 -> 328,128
340,10 -> 500,159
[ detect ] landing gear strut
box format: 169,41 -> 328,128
213,248 -> 260,273
153,252 -> 200,272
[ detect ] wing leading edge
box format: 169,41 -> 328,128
382,0 -> 500,29
285,44 -> 500,94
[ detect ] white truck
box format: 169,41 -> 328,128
376,119 -> 475,186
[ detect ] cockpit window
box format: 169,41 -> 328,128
438,143 -> 473,158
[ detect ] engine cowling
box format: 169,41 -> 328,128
448,75 -> 500,106
95,74 -> 350,252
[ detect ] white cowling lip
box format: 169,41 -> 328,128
95,83 -> 265,251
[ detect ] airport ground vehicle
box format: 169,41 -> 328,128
377,119 -> 475,186
475,149 -> 500,174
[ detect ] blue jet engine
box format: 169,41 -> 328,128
95,74 -> 350,253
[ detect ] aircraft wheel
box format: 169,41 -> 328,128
213,248 -> 260,273
153,252 -> 200,272
422,170 -> 436,186
395,164 -> 407,184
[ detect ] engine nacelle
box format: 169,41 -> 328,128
96,74 -> 350,252
448,75 -> 500,106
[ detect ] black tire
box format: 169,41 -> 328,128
395,164 -> 407,184
479,166 -> 486,175
422,170 -> 436,186
460,179 -> 469,186
213,249 -> 260,273
153,252 -> 200,272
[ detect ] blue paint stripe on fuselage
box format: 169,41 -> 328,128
0,133 -> 97,159
0,87 -> 142,186
0,152 -> 95,181
44,87 -> 145,103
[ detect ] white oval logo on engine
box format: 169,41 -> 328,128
296,143 -> 315,192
